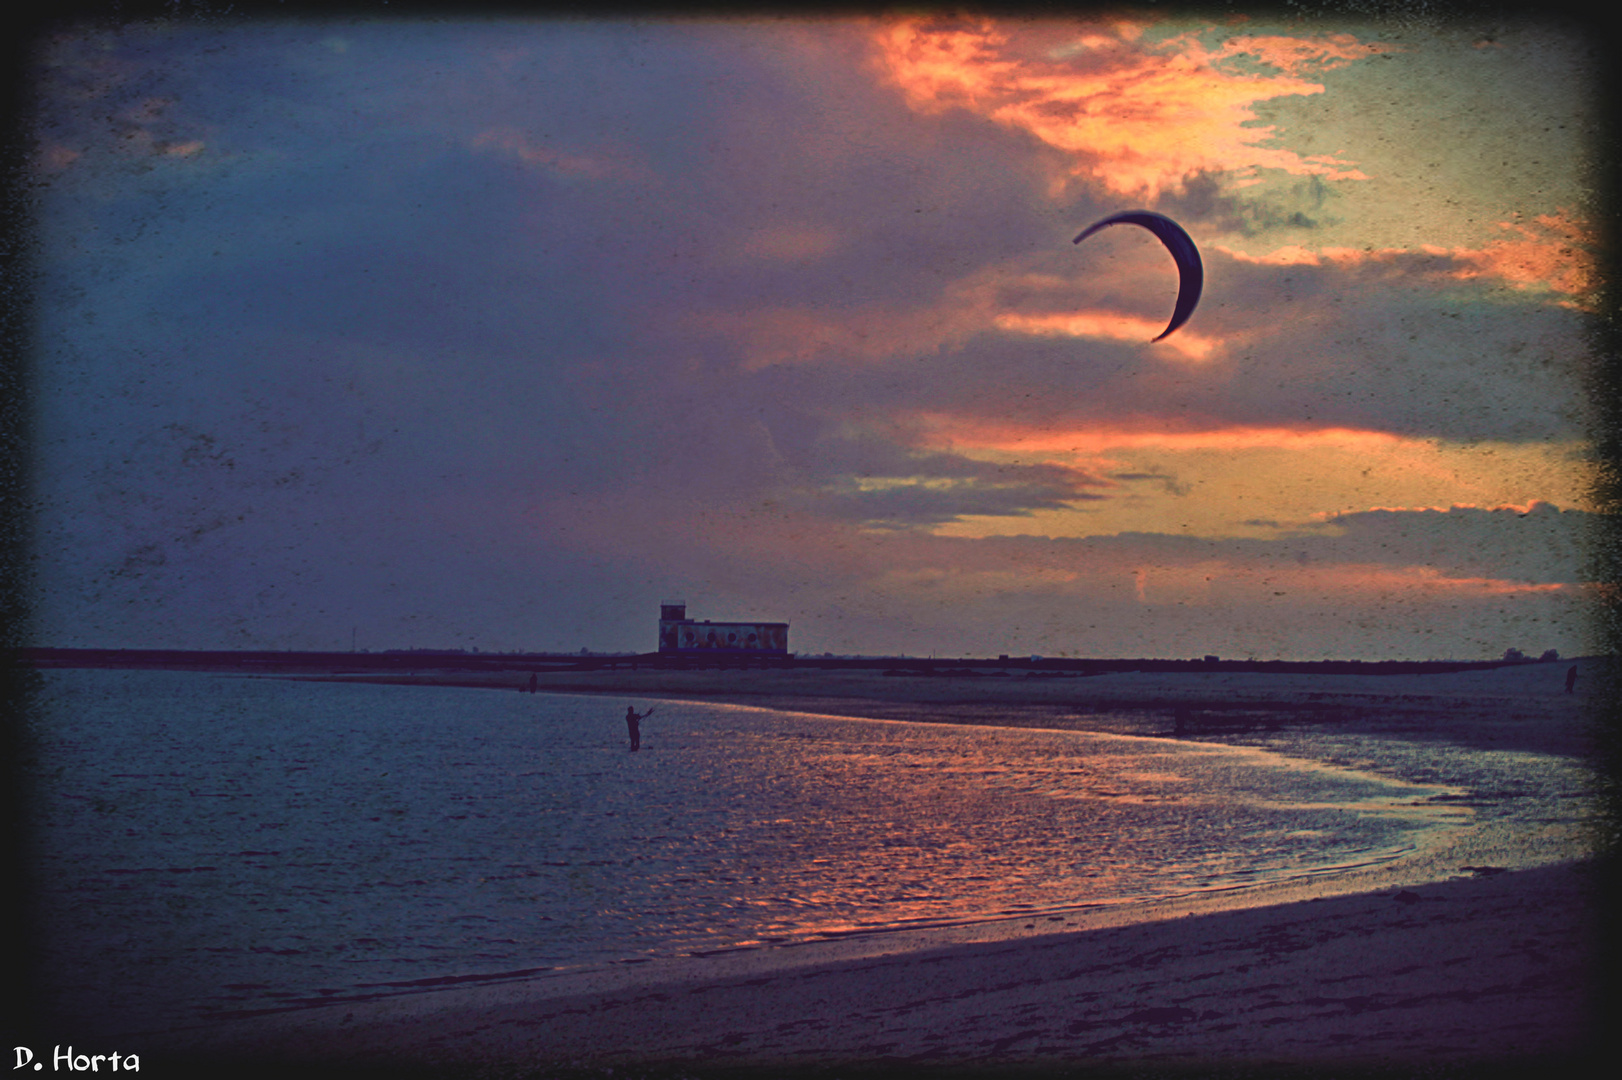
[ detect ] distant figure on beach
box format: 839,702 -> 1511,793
625,706 -> 643,751
528,672 -> 538,693
1565,665 -> 1577,693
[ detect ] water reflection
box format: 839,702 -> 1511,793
27,670 -> 1476,1033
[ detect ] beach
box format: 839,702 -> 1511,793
183,860 -> 1598,1075
150,660 -> 1610,1075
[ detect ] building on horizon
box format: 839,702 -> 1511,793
657,602 -> 789,656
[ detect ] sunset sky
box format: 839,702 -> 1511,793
24,10 -> 1605,660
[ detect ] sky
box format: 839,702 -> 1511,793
20,7 -> 1609,660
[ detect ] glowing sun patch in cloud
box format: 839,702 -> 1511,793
871,17 -> 1386,198
995,310 -> 1219,359
914,419 -> 1412,456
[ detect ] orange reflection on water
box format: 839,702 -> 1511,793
715,716 -> 1467,942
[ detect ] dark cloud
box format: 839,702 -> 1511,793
1318,502 -> 1600,584
1162,171 -> 1340,237
806,463 -> 1106,529
1037,503 -> 1599,588
25,20 -> 1596,660
855,503 -> 1600,587
1109,471 -> 1192,497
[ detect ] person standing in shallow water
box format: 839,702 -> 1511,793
1566,665 -> 1577,693
625,706 -> 642,751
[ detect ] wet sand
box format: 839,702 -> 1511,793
182,860 -> 1599,1075
159,661 -> 1610,1075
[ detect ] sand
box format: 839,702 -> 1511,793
183,861 -> 1598,1075
157,662 -> 1610,1074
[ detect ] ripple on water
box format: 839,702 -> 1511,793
26,669 -> 1475,1033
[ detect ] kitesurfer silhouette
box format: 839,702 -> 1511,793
625,705 -> 655,750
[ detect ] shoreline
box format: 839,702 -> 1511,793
144,663 -> 1607,1071
286,660 -> 1605,759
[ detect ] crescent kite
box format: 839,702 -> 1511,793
1073,210 -> 1203,342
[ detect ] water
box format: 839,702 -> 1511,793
23,668 -> 1470,1035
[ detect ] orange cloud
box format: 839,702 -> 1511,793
1130,559 -> 1572,607
1449,211 -> 1597,306
994,310 -> 1218,360
1219,245 -> 1341,266
908,417 -> 1408,456
923,421 -> 1595,544
871,18 -> 1383,198
1212,34 -> 1383,73
1302,565 -> 1572,597
1222,209 -> 1596,306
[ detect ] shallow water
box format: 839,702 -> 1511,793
24,669 -> 1477,1034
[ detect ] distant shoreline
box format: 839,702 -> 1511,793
327,659 -> 1602,760
28,651 -> 1604,759
18,644 -> 1573,677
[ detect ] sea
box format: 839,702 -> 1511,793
23,668 -> 1479,1036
